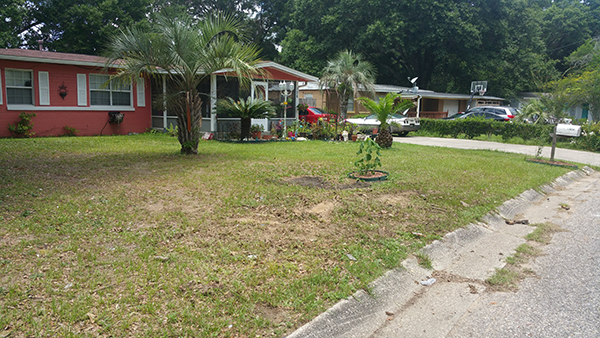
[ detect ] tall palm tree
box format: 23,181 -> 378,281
357,93 -> 414,148
105,9 -> 262,154
319,50 -> 376,120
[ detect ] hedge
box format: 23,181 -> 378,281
419,119 -> 600,152
420,118 -> 554,141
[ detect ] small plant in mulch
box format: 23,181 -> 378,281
350,137 -> 388,180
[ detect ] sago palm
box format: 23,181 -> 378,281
357,93 -> 414,148
105,9 -> 262,154
216,97 -> 276,140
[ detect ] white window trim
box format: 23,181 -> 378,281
5,68 -> 34,105
38,71 -> 50,105
89,73 -> 133,108
0,69 -> 3,105
6,105 -> 136,112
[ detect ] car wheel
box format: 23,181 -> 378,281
398,131 -> 409,137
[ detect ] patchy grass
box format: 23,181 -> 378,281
414,252 -> 433,270
0,133 -> 572,337
487,222 -> 563,292
525,222 -> 563,244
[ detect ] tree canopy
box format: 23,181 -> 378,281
2,0 -> 599,99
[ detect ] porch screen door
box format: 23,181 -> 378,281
251,81 -> 269,132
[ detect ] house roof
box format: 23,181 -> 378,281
300,81 -> 505,101
0,48 -> 112,67
0,48 -> 318,82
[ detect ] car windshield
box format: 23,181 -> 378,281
391,114 -> 407,119
310,107 -> 328,115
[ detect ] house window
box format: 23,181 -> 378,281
89,74 -> 131,106
5,69 -> 34,105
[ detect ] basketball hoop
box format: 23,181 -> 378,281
471,81 -> 488,96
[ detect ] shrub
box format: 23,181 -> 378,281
63,125 -> 79,136
7,112 -> 36,137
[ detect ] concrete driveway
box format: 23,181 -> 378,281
393,136 -> 600,167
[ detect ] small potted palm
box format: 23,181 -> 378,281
357,93 -> 414,148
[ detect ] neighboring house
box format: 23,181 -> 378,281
0,49 -> 318,137
512,92 -> 593,121
299,82 -> 505,118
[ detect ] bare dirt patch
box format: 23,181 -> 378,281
286,175 -> 371,190
377,192 -> 415,208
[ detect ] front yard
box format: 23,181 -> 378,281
0,134 -> 571,337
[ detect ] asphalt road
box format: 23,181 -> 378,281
447,171 -> 600,337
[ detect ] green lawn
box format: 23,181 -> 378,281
0,134 -> 572,337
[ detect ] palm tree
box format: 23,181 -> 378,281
216,97 -> 276,140
105,9 -> 262,154
319,50 -> 376,120
357,93 -> 414,148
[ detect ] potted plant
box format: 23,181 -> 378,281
250,124 -> 264,139
349,137 -> 388,181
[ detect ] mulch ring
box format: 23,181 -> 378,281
526,158 -> 578,169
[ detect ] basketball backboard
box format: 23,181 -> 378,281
470,81 -> 488,95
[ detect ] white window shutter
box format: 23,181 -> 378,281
39,71 -> 50,105
0,69 -> 3,105
136,77 -> 145,107
77,74 -> 87,106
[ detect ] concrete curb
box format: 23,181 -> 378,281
287,166 -> 595,338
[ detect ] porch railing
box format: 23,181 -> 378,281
407,111 -> 449,119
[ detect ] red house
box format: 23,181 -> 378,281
0,49 -> 319,138
0,49 -> 151,137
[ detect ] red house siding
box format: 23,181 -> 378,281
0,59 -> 151,137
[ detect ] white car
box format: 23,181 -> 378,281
346,113 -> 420,136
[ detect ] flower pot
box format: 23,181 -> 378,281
348,170 -> 389,181
252,131 -> 262,139
351,134 -> 358,142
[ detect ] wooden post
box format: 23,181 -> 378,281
550,124 -> 558,161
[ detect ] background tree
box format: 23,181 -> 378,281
105,9 -> 262,154
551,38 -> 600,121
0,0 -> 30,48
21,0 -> 152,54
319,50 -> 376,119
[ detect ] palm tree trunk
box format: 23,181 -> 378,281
177,90 -> 203,154
240,118 -> 251,141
